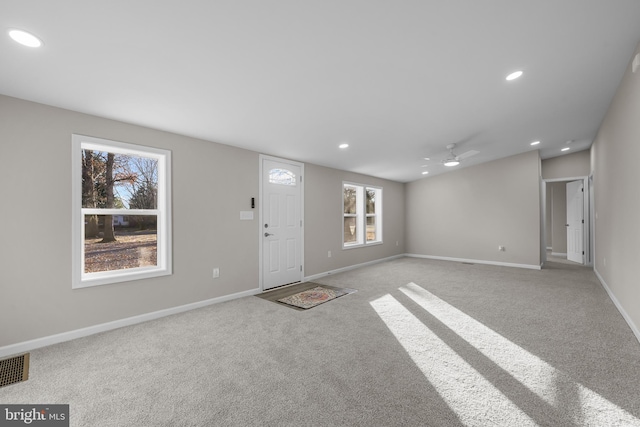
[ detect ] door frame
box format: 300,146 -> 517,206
566,179 -> 585,264
258,154 -> 305,291
543,176 -> 592,266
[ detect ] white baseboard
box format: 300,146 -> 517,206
0,288 -> 261,359
593,268 -> 640,345
551,252 -> 568,257
404,253 -> 542,270
304,254 -> 405,282
546,246 -> 552,250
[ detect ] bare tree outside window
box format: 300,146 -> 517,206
343,183 -> 382,247
73,134 -> 171,289
81,149 -> 159,273
344,186 -> 358,243
366,189 -> 377,241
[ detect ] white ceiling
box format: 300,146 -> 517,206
2,1 -> 640,182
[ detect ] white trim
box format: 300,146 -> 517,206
342,181 -> 383,248
546,246 -> 552,250
551,252 -> 568,257
72,134 -> 172,289
544,176 -> 588,183
0,288 -> 260,359
259,155 -> 305,291
81,208 -> 158,216
405,253 -> 542,270
304,254 -> 404,282
590,172 -> 596,274
343,241 -> 384,250
594,268 -> 640,345
543,176 -> 590,267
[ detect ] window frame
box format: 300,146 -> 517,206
72,134 -> 172,289
342,181 -> 383,249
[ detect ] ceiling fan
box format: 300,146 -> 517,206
441,143 -> 479,167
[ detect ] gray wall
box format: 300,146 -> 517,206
0,95 -> 403,347
591,41 -> 640,336
305,164 -> 405,276
405,150 -> 541,267
541,149 -> 590,179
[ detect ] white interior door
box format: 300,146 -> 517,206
261,158 -> 303,290
566,180 -> 584,264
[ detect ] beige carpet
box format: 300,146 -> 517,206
546,250 -> 586,266
1,257 -> 639,426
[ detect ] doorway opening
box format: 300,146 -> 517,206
543,176 -> 592,266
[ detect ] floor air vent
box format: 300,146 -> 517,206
0,353 -> 29,388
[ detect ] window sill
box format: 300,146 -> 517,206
342,241 -> 383,250
73,267 -> 171,289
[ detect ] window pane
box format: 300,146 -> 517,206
269,168 -> 296,185
367,216 -> 376,241
84,215 -> 157,273
344,217 -> 357,244
82,150 -> 158,209
366,189 -> 376,214
344,186 -> 357,214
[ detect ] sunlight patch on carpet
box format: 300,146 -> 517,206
370,294 -> 537,426
399,282 -> 640,427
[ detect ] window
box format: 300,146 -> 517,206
343,182 -> 382,247
269,168 -> 296,186
72,135 -> 172,288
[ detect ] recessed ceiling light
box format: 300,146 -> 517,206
338,143 -> 349,149
423,157 -> 430,161
8,29 -> 42,48
561,147 -> 570,152
506,70 -> 523,81
530,141 -> 540,146
422,171 -> 429,175
444,160 -> 460,167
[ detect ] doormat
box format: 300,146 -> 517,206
278,286 -> 350,309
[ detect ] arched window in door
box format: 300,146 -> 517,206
269,168 -> 297,186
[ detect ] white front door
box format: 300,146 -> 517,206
566,180 -> 584,264
261,157 -> 303,290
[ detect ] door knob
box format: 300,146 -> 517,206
264,232 -> 273,237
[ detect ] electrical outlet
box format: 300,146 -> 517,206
213,268 -> 220,278
328,251 -> 332,258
